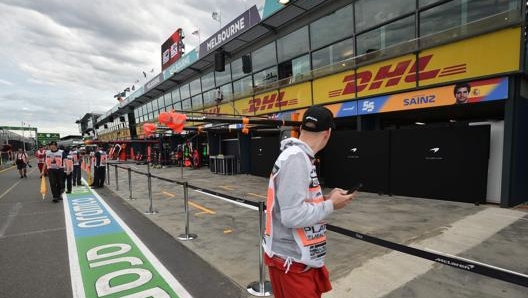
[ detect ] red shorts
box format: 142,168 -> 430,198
265,254 -> 332,298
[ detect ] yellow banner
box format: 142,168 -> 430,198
202,102 -> 235,115
234,96 -> 256,116
234,84 -> 313,116
419,27 -> 520,87
313,69 -> 355,104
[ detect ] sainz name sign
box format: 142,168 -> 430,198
64,187 -> 191,298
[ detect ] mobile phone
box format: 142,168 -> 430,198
347,183 -> 363,194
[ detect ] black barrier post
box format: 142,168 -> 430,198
127,167 -> 135,200
114,165 -> 119,191
177,181 -> 197,241
247,201 -> 272,296
144,172 -> 158,214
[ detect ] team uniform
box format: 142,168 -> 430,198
92,149 -> 107,188
44,148 -> 65,202
263,138 -> 334,298
70,149 -> 82,186
64,155 -> 74,193
35,148 -> 47,176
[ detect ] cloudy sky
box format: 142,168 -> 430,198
0,0 -> 262,138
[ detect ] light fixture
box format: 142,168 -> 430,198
278,0 -> 291,4
415,122 -> 426,126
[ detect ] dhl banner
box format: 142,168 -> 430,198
236,82 -> 312,116
357,77 -> 508,115
312,28 -> 519,104
203,101 -> 235,115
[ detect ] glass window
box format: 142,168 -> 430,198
146,102 -> 152,113
157,96 -> 165,110
219,83 -> 233,101
171,88 -> 180,103
151,99 -> 158,111
190,78 -> 201,96
252,42 -> 276,72
203,89 -> 217,107
467,0 -> 519,22
355,0 -> 415,32
312,38 -> 354,70
291,54 -> 310,77
180,84 -> 190,99
420,0 -> 461,37
181,98 -> 191,111
277,27 -> 309,63
357,15 -> 415,54
231,57 -> 245,80
191,94 -> 203,109
172,101 -> 182,112
419,0 -> 443,7
215,63 -> 231,86
310,5 -> 354,50
233,75 -> 253,97
201,71 -> 215,91
163,93 -> 172,108
254,66 -> 278,88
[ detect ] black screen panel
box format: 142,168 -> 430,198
390,125 -> 490,203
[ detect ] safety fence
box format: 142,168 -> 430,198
106,162 -> 528,297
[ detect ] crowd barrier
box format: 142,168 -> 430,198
106,162 -> 528,297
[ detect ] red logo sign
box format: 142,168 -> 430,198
329,54 -> 466,97
242,91 -> 298,113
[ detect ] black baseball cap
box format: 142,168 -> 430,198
301,106 -> 335,132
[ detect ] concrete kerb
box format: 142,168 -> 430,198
103,162 -> 528,297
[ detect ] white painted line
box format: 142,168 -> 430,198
63,191 -> 87,298
194,189 -> 259,211
0,202 -> 22,237
0,180 -> 23,200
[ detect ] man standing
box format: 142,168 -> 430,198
263,106 -> 357,298
70,146 -> 82,186
35,145 -> 47,176
64,154 -> 74,194
40,141 -> 65,203
92,145 -> 107,188
15,148 -> 29,178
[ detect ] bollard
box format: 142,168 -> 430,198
114,165 -> 119,191
247,201 -> 272,296
127,167 -> 135,200
144,172 -> 158,214
177,182 -> 197,241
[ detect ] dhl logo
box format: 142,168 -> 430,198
204,106 -> 220,114
329,54 -> 466,97
242,91 -> 299,113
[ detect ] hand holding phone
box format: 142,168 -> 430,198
347,183 -> 363,194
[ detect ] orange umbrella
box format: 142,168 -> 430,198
40,176 -> 47,200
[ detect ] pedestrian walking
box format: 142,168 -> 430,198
263,106 -> 357,298
70,146 -> 82,186
40,141 -> 65,203
35,145 -> 47,176
15,148 -> 29,178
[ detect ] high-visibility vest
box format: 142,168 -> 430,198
45,150 -> 64,169
64,156 -> 74,172
35,149 -> 46,163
